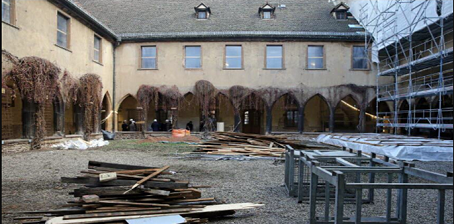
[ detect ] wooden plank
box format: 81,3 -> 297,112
62,208 -> 194,220
61,177 -> 188,189
88,161 -> 158,170
47,203 -> 264,224
124,166 -> 170,194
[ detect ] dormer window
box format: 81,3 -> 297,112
259,2 -> 275,19
331,2 -> 350,20
194,3 -> 210,20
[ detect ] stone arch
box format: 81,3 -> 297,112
272,93 -> 300,132
240,92 -> 266,134
303,94 -> 331,132
398,99 -> 410,111
179,92 -> 201,131
1,81 -> 23,140
334,95 -> 361,133
53,91 -> 65,136
101,91 -> 113,131
215,92 -> 235,132
116,94 -> 137,112
258,88 -> 287,108
365,98 -> 392,133
333,93 -> 362,112
117,94 -> 140,131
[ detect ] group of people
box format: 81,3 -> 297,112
121,119 -> 137,131
150,119 -> 172,132
121,119 -> 203,132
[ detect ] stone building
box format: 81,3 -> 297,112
2,0 -> 382,143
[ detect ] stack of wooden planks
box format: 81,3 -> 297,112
194,132 -> 319,158
15,161 -> 263,224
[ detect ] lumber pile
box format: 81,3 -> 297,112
15,161 -> 263,224
194,132 -> 319,158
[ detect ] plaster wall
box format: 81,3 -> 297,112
115,41 -> 376,106
1,0 -> 114,98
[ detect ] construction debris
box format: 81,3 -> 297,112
14,161 -> 263,224
51,138 -> 110,150
193,132 -> 323,158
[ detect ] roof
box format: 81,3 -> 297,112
331,2 -> 350,13
49,0 -> 119,41
73,0 -> 364,41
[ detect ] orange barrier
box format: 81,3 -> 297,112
172,129 -> 187,138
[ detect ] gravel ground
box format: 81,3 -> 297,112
2,140 -> 453,224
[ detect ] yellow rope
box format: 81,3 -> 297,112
341,100 -> 380,119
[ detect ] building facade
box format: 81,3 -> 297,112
2,0 -> 381,142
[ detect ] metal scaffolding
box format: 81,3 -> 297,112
357,0 -> 453,139
284,145 -> 453,224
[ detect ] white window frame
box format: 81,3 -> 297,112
185,46 -> 202,69
57,12 -> 70,49
307,46 -> 325,69
141,46 -> 157,69
197,11 -> 207,19
94,35 -> 102,63
225,45 -> 243,69
266,45 -> 283,69
352,46 -> 369,70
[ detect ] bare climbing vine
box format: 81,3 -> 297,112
9,57 -> 61,149
79,74 -> 103,140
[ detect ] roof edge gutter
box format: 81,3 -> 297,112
57,0 -> 120,41
119,31 -> 368,42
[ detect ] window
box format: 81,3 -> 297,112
352,46 -> 368,70
336,11 -> 347,20
266,45 -> 283,69
331,2 -> 350,20
2,0 -> 11,23
57,13 -> 70,49
259,3 -> 275,19
94,35 -> 102,63
307,46 -> 324,69
263,11 -> 271,19
141,46 -> 157,69
185,46 -> 201,69
225,46 -> 242,69
285,110 -> 298,127
197,11 -> 207,19
194,3 -> 210,19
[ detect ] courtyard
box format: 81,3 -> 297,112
2,140 -> 453,224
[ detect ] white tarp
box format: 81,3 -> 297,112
344,0 -> 452,62
317,134 -> 453,161
51,138 -> 109,150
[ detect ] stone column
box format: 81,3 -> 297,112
22,100 -> 36,139
54,101 -> 65,136
265,106 -> 272,135
298,105 -> 304,134
74,105 -> 84,135
329,107 -> 336,133
234,109 -> 241,132
359,105 -> 367,133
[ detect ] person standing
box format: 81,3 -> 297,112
151,119 -> 160,132
186,121 -> 194,131
122,120 -> 129,131
129,119 -> 137,131
165,119 -> 172,131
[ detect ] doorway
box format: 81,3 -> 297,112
242,110 -> 262,134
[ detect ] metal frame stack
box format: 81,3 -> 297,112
358,0 -> 453,139
284,146 -> 453,224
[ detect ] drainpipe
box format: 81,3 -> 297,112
112,42 -> 118,132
